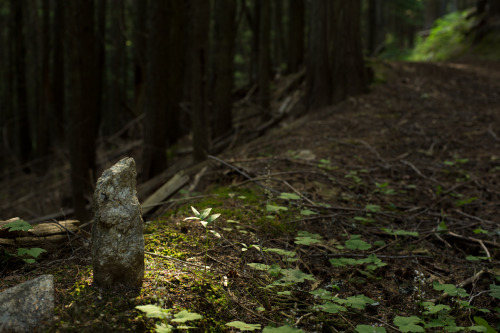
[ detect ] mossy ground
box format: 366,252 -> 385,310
1,60 -> 500,332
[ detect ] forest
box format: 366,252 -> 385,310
1,0 -> 500,332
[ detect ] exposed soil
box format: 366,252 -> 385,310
1,59 -> 500,332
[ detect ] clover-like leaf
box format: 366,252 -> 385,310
170,310 -> 203,323
280,268 -> 315,283
355,325 -> 387,333
226,321 -> 261,331
394,316 -> 425,332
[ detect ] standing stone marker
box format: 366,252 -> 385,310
92,157 -> 144,289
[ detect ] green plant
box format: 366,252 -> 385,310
184,207 -> 220,270
136,304 -> 203,332
1,219 -> 46,263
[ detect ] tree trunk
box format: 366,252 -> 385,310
133,0 -> 148,118
143,0 -> 186,178
66,0 -> 99,223
272,0 -> 285,73
212,0 -> 236,139
190,0 -> 211,162
11,0 -> 32,165
52,0 -> 65,143
288,0 -> 304,73
258,0 -> 271,119
307,0 -> 367,110
96,0 -> 106,138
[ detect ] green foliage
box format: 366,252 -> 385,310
262,325 -> 305,333
345,235 -> 372,250
135,305 -> 203,332
294,231 -> 323,245
489,284 -> 500,300
381,228 -> 419,237
226,321 -> 261,331
3,219 -> 33,232
411,10 -> 474,61
433,281 -> 469,297
393,316 -> 425,332
355,325 -> 387,333
1,220 -> 46,263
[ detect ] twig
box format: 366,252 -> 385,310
207,155 -> 280,194
400,160 -> 439,183
281,180 -> 317,206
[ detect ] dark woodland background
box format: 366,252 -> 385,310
0,0 -> 497,222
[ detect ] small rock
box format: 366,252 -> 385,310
92,157 -> 144,289
0,274 -> 54,332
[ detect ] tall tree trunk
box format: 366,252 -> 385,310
143,0 -> 186,178
96,0 -> 106,138
133,0 -> 148,117
36,0 -> 51,161
307,0 -> 367,110
52,0 -> 65,143
11,0 -> 32,165
191,0 -> 211,162
288,0 -> 304,73
106,0 -> 126,136
258,0 -> 271,120
66,0 -> 99,223
212,0 -> 236,139
273,0 -> 285,73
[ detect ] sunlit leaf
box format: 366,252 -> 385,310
226,321 -> 261,331
3,220 -> 32,232
171,310 -> 203,323
279,192 -> 300,200
266,205 -> 288,212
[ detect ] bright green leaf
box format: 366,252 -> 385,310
365,204 -> 381,212
300,209 -> 317,216
266,205 -> 288,212
171,310 -> 203,323
226,321 -> 261,331
320,301 -> 346,313
17,247 -> 47,259
473,317 -> 497,333
3,220 -> 33,232
263,325 -> 306,333
280,269 -> 315,283
345,239 -> 372,250
489,284 -> 500,300
279,192 -> 300,200
393,316 -> 425,332
247,263 -> 272,271
355,325 -> 387,333
136,304 -> 172,320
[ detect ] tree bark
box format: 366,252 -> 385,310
133,0 -> 148,118
11,0 -> 32,165
212,0 -> 236,139
288,0 -> 304,73
307,0 -> 367,110
190,0 -> 211,162
66,0 -> 100,223
52,0 -> 65,143
143,0 -> 186,178
258,0 -> 271,119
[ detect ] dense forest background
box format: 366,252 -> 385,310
0,0 -> 497,223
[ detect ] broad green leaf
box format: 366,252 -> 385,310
344,295 -> 375,309
433,281 -> 469,297
355,325 -> 387,333
300,209 -> 317,216
263,248 -> 296,257
320,301 -> 346,313
473,317 -> 496,333
329,257 -> 359,267
489,284 -> 500,300
437,220 -> 448,232
155,323 -> 174,333
277,291 -> 291,296
295,231 -> 323,245
206,213 -> 221,224
17,247 -> 47,258
279,192 -> 300,200
345,239 -> 372,250
466,255 -> 489,261
309,288 -> 332,300
247,263 -> 272,271
209,230 -> 221,238
381,228 -> 419,237
171,310 -> 202,323
422,303 -> 451,315
266,204 -> 288,212
226,321 -> 261,331
135,305 -> 172,320
280,269 -> 315,283
393,316 -> 425,332
263,325 -> 306,333
365,204 -> 381,212
3,220 -> 33,232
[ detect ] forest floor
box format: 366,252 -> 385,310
1,59 -> 500,332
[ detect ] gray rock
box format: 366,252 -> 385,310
92,157 -> 144,289
0,275 -> 54,333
